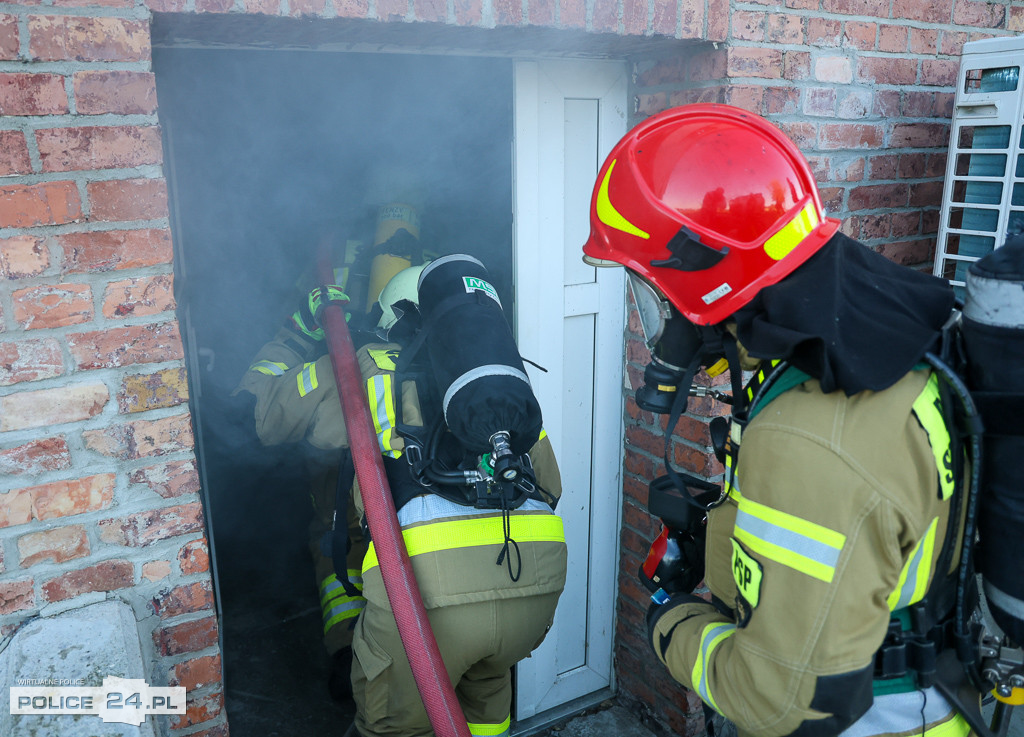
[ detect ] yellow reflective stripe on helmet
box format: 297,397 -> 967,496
691,622 -> 735,714
362,513 -> 565,574
733,496 -> 846,583
887,516 -> 939,611
250,360 -> 289,376
297,362 -> 318,397
366,373 -> 401,459
596,160 -> 651,240
912,373 -> 955,501
764,201 -> 820,261
467,715 -> 510,737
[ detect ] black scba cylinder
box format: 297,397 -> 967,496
963,239 -> 1024,646
417,254 -> 542,455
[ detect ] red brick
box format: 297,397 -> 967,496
82,413 -> 194,460
731,10 -> 765,41
623,0 -> 646,35
129,460 -> 200,499
651,0 -> 675,35
898,152 -> 927,178
170,654 -> 222,692
876,239 -> 934,266
0,181 -> 82,228
869,154 -> 899,180
0,383 -> 108,433
197,0 -> 234,11
0,338 -> 63,386
819,186 -> 844,213
838,89 -> 872,119
843,21 -> 876,50
725,85 -> 764,113
0,130 -> 31,176
824,0 -> 878,14
142,560 -> 170,581
902,91 -> 935,117
0,488 -> 34,528
86,178 -> 167,222
874,89 -> 901,118
455,0 -> 483,25
635,92 -> 668,117
853,213 -> 892,240
53,0 -> 134,8
847,182 -> 910,210
0,579 -> 35,614
18,524 -> 90,567
102,275 -> 175,319
807,17 -> 840,46
42,559 -> 134,602
0,15 -> 18,60
151,581 -> 214,618
59,228 -> 172,273
892,0 -> 951,22
180,725 -> 229,737
246,0 -> 280,11
920,59 -> 958,87
940,30 -> 969,56
30,474 -> 116,523
67,322 -> 183,370
288,0 -> 327,14
28,16 -> 150,62
706,0 -> 728,41
36,125 -> 162,172
118,367 -> 188,413
12,282 -> 92,329
0,437 -> 71,475
375,0 -> 406,20
777,120 -> 817,150
910,27 -> 939,54
329,0 -> 366,14
0,73 -> 68,116
819,123 -> 884,150
764,86 -> 800,114
783,51 -> 811,81
892,211 -> 922,238
414,0 -> 446,22
73,71 -> 156,115
0,236 -> 48,279
891,122 -> 949,148
952,0 -> 1003,27
592,0 -> 617,32
155,615 -> 218,656
910,180 -> 944,207
179,537 -> 210,574
805,88 -> 836,116
99,502 -> 204,547
171,688 -> 224,731
877,24 -> 908,53
766,13 -> 802,43
857,57 -> 917,85
815,55 -> 852,83
726,47 -> 783,79
148,0 -> 188,10
1010,6 -> 1024,32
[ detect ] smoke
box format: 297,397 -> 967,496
150,45 -> 518,582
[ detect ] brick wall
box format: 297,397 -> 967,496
619,3 -> 1021,735
0,0 -> 1019,734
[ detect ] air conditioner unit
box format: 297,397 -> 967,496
934,36 -> 1024,289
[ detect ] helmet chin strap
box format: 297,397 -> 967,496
657,323 -> 743,512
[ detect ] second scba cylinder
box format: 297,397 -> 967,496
416,254 -> 543,456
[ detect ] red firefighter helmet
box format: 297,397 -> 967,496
583,104 -> 840,326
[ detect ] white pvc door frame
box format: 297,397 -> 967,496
512,58 -> 628,727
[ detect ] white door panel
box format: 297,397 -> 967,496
513,58 -> 628,722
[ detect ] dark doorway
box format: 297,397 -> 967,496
152,37 -> 515,735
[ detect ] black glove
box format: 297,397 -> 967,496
646,591 -> 707,661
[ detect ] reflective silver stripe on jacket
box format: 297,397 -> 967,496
839,687 -> 965,737
985,579 -> 1024,621
443,365 -> 531,418
250,360 -> 288,376
297,362 -> 318,397
397,494 -> 552,527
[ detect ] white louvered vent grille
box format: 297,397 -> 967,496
935,37 -> 1024,289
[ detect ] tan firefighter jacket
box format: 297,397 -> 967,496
235,327 -> 567,612
648,365 -> 971,737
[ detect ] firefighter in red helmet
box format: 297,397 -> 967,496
585,105 -> 982,737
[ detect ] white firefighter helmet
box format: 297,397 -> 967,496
377,263 -> 429,332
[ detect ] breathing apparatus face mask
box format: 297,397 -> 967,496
628,272 -> 728,414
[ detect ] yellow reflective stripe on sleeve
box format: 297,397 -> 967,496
367,348 -> 400,372
362,514 -> 565,574
912,373 -> 955,500
297,362 -> 318,397
319,573 -> 366,633
467,715 -> 510,737
887,516 -> 939,611
733,496 -> 846,583
366,373 -> 401,459
596,160 -> 650,240
928,713 -> 971,737
250,360 -> 289,376
320,571 -> 364,603
764,201 -> 820,261
691,622 -> 736,714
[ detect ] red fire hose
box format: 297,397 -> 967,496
316,258 -> 471,737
